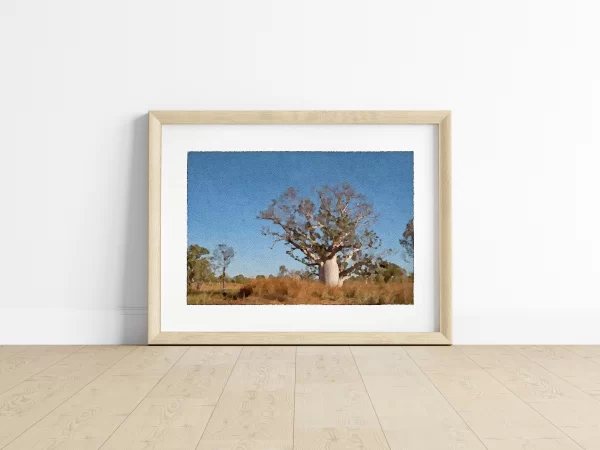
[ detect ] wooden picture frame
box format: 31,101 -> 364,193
148,111 -> 452,345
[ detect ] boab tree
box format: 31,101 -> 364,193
259,183 -> 386,287
211,244 -> 235,292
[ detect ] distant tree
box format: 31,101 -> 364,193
288,267 -> 317,281
399,218 -> 414,263
232,274 -> 248,284
298,267 -> 317,281
286,270 -> 299,280
255,275 -> 266,280
187,245 -> 213,291
259,183 -> 387,287
211,244 -> 235,292
375,261 -> 407,283
278,265 -> 288,277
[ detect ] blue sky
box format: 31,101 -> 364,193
187,152 -> 413,277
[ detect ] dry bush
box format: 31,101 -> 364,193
195,282 -> 244,291
188,277 -> 414,305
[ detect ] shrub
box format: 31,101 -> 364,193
189,277 -> 414,305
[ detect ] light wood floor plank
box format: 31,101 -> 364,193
0,346 -> 83,394
0,346 -> 29,362
406,346 -> 582,450
101,346 -> 241,450
352,346 -> 485,450
0,346 -> 135,448
459,345 -> 600,450
513,346 -> 600,400
294,346 -> 389,450
196,346 -> 295,450
4,346 -> 188,450
0,345 -> 598,450
563,346 -> 600,366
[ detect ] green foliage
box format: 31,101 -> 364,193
187,245 -> 214,291
349,259 -> 409,284
374,260 -> 408,283
255,275 -> 266,280
232,274 -> 249,284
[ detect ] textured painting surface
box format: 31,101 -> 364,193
187,152 -> 414,305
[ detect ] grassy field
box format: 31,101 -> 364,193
187,278 -> 413,305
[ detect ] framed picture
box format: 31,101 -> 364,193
148,111 -> 451,345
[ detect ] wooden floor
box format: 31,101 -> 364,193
0,346 -> 599,449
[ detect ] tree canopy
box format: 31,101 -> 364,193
187,245 -> 213,291
259,183 -> 387,286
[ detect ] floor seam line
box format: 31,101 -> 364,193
349,346 -> 393,450
194,345 -> 243,449
509,345 -> 600,405
1,345 -> 137,449
455,346 -> 586,450
292,345 -> 297,449
97,346 -> 192,449
403,347 -> 490,450
0,346 -> 31,363
560,345 -> 600,367
0,345 -> 85,396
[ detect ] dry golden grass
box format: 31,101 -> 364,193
196,282 -> 245,292
187,277 -> 413,305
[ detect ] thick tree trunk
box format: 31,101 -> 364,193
320,257 -> 340,287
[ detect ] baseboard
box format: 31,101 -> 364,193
1,306 -> 598,345
453,307 -> 600,344
0,307 -> 148,344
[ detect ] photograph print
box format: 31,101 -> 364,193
187,151 -> 414,305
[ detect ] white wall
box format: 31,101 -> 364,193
1,0 -> 598,344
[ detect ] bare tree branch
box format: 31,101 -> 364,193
258,183 -> 385,285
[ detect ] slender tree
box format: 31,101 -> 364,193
278,265 -> 288,278
259,183 -> 387,286
399,218 -> 414,263
211,244 -> 235,292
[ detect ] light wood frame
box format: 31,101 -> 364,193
148,111 -> 452,345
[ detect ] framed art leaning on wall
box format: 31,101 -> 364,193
148,111 -> 451,345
